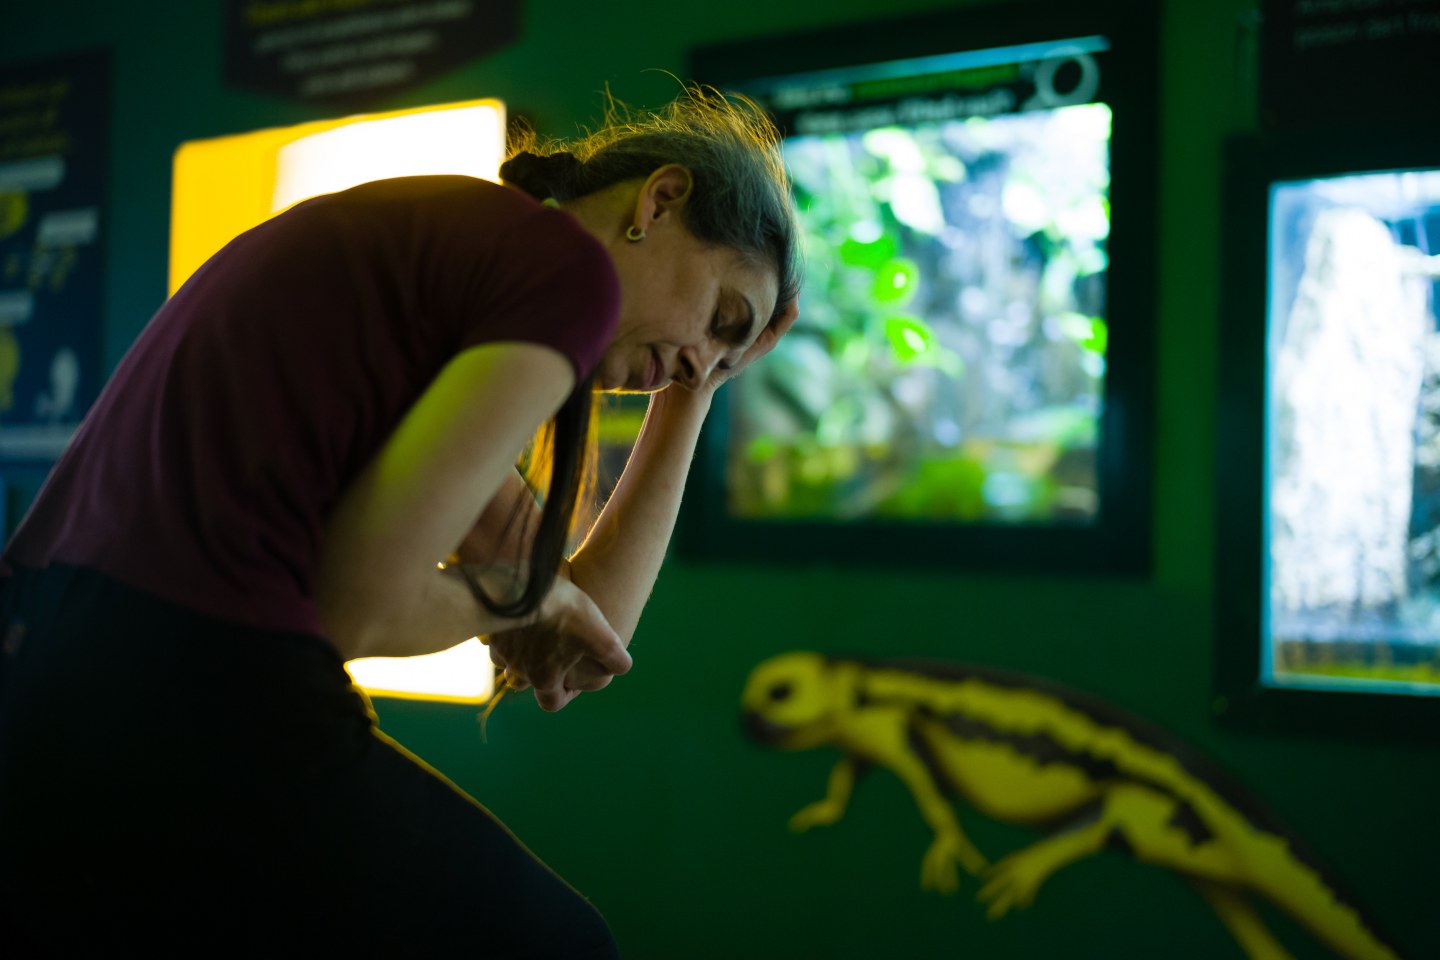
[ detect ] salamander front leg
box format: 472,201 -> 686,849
885,753 -> 988,891
922,828 -> 989,893
790,757 -> 863,832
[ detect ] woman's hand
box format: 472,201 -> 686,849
702,296 -> 800,393
482,574 -> 632,712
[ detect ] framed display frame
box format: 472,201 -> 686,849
0,49 -> 109,468
1216,129 -> 1440,740
684,0 -> 1159,573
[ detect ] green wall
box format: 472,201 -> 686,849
3,2 -> 1436,957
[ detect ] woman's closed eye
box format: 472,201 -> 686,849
711,311 -> 748,347
712,290 -> 758,346
712,311 -> 751,372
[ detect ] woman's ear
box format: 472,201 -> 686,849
635,164 -> 693,229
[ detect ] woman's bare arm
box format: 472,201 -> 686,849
474,300 -> 797,696
565,386 -> 709,643
454,385 -> 707,645
454,469 -> 541,568
566,298 -> 800,645
313,341 -> 629,702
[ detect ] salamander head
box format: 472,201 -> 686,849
741,651 -> 848,750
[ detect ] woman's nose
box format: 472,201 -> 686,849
676,345 -> 720,389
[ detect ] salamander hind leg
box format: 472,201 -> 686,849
1190,879 -> 1295,960
977,798 -> 1112,919
979,782 -> 1238,920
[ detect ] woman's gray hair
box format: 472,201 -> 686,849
502,84 -> 802,317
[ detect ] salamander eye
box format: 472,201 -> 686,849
768,682 -> 792,702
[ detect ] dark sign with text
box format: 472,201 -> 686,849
0,50 -> 108,466
224,0 -> 519,105
750,38 -> 1112,137
1262,0 -> 1440,130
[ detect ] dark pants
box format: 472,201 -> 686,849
0,564 -> 617,957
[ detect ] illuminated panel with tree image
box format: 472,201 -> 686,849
1268,170 -> 1440,696
1218,130 -> 1440,739
688,0 -> 1158,570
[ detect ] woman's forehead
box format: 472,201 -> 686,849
717,249 -> 779,306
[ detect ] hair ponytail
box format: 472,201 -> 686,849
498,150 -> 588,202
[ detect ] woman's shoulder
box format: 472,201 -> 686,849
316,174 -> 540,216
322,176 -> 606,262
285,175 -> 619,334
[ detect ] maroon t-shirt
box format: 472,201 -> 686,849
2,176 -> 620,637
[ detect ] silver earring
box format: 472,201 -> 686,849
626,225 -> 646,242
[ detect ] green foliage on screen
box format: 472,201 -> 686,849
728,103 -> 1112,524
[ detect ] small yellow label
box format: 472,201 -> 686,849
0,325 -> 20,412
0,191 -> 28,242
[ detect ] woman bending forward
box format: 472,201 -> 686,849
0,86 -> 801,956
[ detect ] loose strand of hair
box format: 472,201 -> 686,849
465,374 -> 597,619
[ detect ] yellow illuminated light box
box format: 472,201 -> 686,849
170,97 -> 505,293
171,98 -> 506,703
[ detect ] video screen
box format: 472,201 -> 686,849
1266,167 -> 1440,696
724,37 -> 1113,525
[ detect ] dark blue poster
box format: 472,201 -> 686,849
224,0 -> 519,106
0,49 -> 108,468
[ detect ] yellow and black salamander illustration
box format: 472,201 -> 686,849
741,651 -> 1402,960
